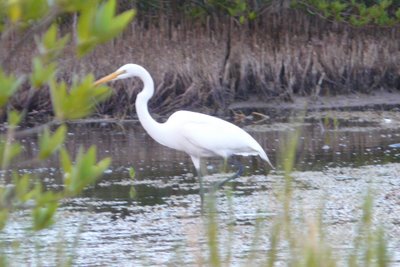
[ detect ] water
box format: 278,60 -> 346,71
1,111 -> 400,266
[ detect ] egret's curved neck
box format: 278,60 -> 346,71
135,67 -> 154,104
134,67 -> 165,143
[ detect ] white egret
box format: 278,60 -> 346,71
94,64 -> 274,205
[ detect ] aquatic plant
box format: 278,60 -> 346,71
0,0 -> 133,250
199,114 -> 390,267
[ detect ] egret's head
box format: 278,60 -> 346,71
94,64 -> 139,86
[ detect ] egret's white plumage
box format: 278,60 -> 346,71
95,63 -> 273,203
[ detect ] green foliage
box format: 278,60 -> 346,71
205,194 -> 221,267
38,125 -> 67,160
117,0 -> 399,26
29,24 -> 67,89
129,167 -> 136,179
32,186 -> 60,231
225,0 -> 247,22
396,8 -> 400,19
295,0 -> 400,26
2,0 -> 135,58
128,167 -> 136,199
0,209 -> 8,230
180,0 -> 259,23
57,0 -> 93,12
37,23 -> 70,63
0,139 -> 22,170
210,0 -> 259,23
50,75 -> 111,120
13,173 -> 36,203
348,190 -> 390,266
61,146 -> 111,196
0,0 -> 133,239
30,58 -> 57,88
0,69 -> 23,108
6,0 -> 49,23
77,0 -> 136,56
376,227 -> 390,267
8,110 -> 23,126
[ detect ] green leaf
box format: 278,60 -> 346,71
362,190 -> 373,224
13,173 -> 35,203
317,1 -> 329,13
350,14 -> 371,26
330,1 -> 347,20
32,199 -> 58,231
30,57 -> 57,88
76,0 -> 135,57
60,147 -> 72,174
77,3 -> 94,40
27,180 -> 61,230
8,110 -> 23,126
49,79 -> 67,120
7,0 -> 49,23
248,11 -> 256,20
62,146 -> 111,196
396,8 -> 400,19
37,23 -> 70,62
380,0 -> 393,10
49,75 -> 112,120
129,167 -> 135,179
57,0 -> 94,12
38,125 -> 67,160
368,5 -> 381,19
94,0 -> 116,34
8,0 -> 22,22
375,227 -> 389,266
42,23 -> 58,47
331,1 -> 347,12
107,9 -> 136,38
0,139 -> 22,169
129,186 -> 137,199
0,69 -> 23,108
128,167 -> 136,199
0,209 -> 9,230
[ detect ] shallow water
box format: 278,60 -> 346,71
1,111 -> 400,266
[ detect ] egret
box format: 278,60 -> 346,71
94,64 -> 274,205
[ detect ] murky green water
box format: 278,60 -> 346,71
1,111 -> 400,266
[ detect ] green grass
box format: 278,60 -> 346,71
197,115 -> 391,267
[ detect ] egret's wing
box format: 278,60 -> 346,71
177,112 -> 261,158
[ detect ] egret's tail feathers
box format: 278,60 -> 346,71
260,151 -> 275,169
234,149 -> 274,169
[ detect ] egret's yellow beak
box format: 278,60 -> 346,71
94,70 -> 126,86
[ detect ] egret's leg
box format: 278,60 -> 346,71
222,158 -> 228,173
213,157 -> 244,189
197,168 -> 205,208
190,156 -> 206,210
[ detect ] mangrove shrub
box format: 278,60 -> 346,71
0,0 -> 134,233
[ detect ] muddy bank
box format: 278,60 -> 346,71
228,91 -> 400,120
231,92 -> 400,112
18,91 -> 400,129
